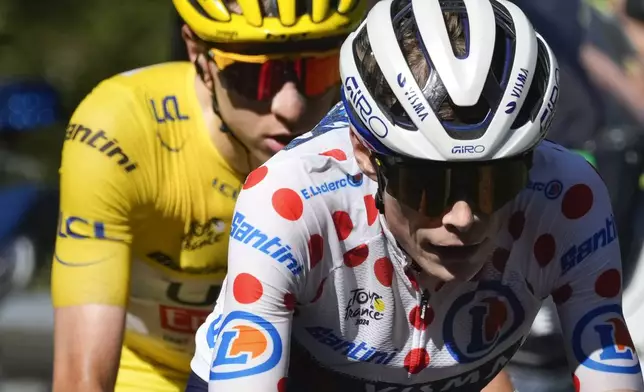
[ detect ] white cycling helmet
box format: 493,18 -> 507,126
339,0 -> 560,161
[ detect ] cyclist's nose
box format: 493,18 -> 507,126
271,82 -> 306,125
442,200 -> 475,232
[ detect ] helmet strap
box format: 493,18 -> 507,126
193,55 -> 253,175
371,155 -> 387,214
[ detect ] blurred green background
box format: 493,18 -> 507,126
0,0 -> 174,183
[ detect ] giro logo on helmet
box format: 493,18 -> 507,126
344,76 -> 388,138
539,68 -> 560,132
452,145 -> 485,154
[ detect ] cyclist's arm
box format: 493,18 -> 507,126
52,83 -> 138,392
204,167 -> 308,391
481,370 -> 514,392
553,160 -> 643,391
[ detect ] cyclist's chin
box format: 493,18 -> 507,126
414,241 -> 491,283
418,258 -> 485,283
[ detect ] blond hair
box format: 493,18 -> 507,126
355,12 -> 466,121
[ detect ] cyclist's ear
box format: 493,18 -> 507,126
182,25 -> 216,90
181,25 -> 202,63
349,128 -> 377,181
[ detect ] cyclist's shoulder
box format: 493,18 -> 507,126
516,140 -> 613,265
107,61 -> 194,92
65,62 -> 200,164
234,103 -> 379,255
256,102 -> 356,179
530,139 -> 604,188
76,62 -> 195,118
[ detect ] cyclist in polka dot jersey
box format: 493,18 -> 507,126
189,0 -> 644,391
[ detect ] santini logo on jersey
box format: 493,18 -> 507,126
230,212 -> 302,275
65,123 -> 137,173
306,326 -> 397,365
560,216 -> 617,275
300,173 -> 364,199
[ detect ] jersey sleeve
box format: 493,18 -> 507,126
552,160 -> 644,390
51,81 -> 142,308
203,164 -> 310,391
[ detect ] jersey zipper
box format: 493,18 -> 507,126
420,289 -> 430,320
408,288 -> 431,378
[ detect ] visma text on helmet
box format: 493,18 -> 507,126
230,212 -> 302,275
396,73 -> 429,122
505,68 -> 530,114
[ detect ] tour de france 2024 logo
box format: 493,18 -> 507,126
210,311 -> 282,380
572,304 -> 640,375
344,288 -> 386,326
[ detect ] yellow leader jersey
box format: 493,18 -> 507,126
51,62 -> 244,390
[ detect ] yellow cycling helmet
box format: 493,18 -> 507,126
173,0 -> 366,42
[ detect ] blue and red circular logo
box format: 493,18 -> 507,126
443,281 -> 525,363
572,304 -> 640,374
544,180 -> 563,200
210,311 -> 282,380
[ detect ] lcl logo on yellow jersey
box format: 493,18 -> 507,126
57,212 -> 122,241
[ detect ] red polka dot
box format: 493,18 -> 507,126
277,377 -> 288,392
562,184 -> 594,220
374,257 -> 394,287
483,299 -> 508,341
534,234 -> 556,267
319,149 -> 347,161
311,278 -> 327,303
311,278 -> 326,302
343,244 -> 369,267
233,273 -> 263,304
552,284 -> 572,305
572,374 -> 580,392
406,271 -> 419,291
364,195 -> 378,226
508,211 -> 525,240
595,269 -> 621,298
404,348 -> 430,374
308,234 -> 324,269
333,211 -> 354,241
244,166 -> 268,189
284,293 -> 296,311
409,305 -> 434,330
492,248 -> 510,273
272,188 -> 304,221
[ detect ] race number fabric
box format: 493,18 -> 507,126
191,103 -> 642,391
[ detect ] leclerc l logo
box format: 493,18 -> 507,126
443,281 -> 525,363
572,304 -> 641,374
210,311 -> 282,380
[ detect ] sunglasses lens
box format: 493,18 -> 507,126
218,54 -> 340,101
379,155 -> 531,217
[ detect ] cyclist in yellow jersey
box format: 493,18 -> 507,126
50,0 -> 367,391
